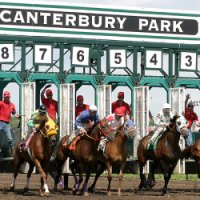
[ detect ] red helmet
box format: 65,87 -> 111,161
3,91 -> 10,98
114,108 -> 125,116
46,89 -> 53,96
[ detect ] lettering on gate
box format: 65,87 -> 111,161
0,8 -> 198,35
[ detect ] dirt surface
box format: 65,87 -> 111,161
0,173 -> 200,200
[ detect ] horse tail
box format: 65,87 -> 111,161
181,146 -> 192,159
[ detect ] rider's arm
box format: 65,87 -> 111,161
75,114 -> 84,129
185,94 -> 190,108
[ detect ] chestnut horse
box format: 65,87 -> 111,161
10,117 -> 58,196
88,122 -> 135,196
53,119 -> 110,196
182,139 -> 200,178
137,115 -> 187,195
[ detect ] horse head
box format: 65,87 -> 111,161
38,117 -> 58,140
168,115 -> 188,137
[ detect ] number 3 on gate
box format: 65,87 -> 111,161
0,44 -> 14,63
34,44 -> 52,65
72,46 -> 90,66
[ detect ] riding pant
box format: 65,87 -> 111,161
185,128 -> 193,146
150,126 -> 165,142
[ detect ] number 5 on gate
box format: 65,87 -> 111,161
34,44 -> 53,65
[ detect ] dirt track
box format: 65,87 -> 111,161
0,173 -> 200,200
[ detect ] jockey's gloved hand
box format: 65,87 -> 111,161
45,84 -> 52,89
80,127 -> 86,133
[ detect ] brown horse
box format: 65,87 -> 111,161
88,121 -> 136,196
10,117 -> 58,196
137,115 -> 187,195
182,139 -> 200,178
53,119 -> 110,196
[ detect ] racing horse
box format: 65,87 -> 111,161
10,117 -> 58,197
137,115 -> 187,195
53,118 -> 110,196
88,122 -> 136,196
182,138 -> 200,178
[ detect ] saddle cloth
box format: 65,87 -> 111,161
146,134 -> 162,150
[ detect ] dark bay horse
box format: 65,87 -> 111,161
53,119 -> 110,196
182,139 -> 200,178
137,115 -> 187,195
88,122 -> 136,196
10,117 -> 58,196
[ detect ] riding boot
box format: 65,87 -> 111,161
10,146 -> 14,157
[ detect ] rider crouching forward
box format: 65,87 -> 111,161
67,105 -> 99,149
21,105 -> 48,150
149,103 -> 173,144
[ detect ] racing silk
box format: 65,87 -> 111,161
75,110 -> 99,129
27,109 -> 48,128
185,108 -> 198,128
155,110 -> 174,127
106,114 -> 124,130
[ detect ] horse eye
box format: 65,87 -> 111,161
46,125 -> 50,129
177,122 -> 181,126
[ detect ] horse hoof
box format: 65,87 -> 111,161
9,185 -> 14,192
118,192 -> 121,196
84,192 -> 89,197
88,186 -> 94,193
39,192 -> 44,197
23,187 -> 29,193
44,192 -> 50,197
108,191 -> 112,196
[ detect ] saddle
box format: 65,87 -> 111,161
147,134 -> 162,150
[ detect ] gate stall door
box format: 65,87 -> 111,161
170,87 -> 186,174
59,83 -> 75,138
59,83 -> 75,173
97,85 -> 112,119
133,86 -> 149,158
21,82 -> 36,139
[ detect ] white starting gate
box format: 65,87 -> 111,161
59,83 -> 75,138
97,85 -> 112,119
59,83 -> 75,173
21,82 -> 36,138
170,87 -> 186,173
134,86 -> 149,158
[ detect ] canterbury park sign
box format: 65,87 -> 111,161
0,0 -> 199,44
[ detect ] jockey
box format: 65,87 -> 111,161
149,103 -> 173,144
67,105 -> 99,150
21,105 -> 49,149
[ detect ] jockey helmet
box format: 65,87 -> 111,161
114,107 -> 125,116
163,103 -> 170,110
89,104 -> 97,112
3,91 -> 10,98
39,105 -> 47,113
46,89 -> 53,96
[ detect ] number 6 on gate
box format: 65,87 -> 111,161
34,44 -> 53,65
71,46 -> 90,66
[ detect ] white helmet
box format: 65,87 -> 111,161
163,103 -> 171,109
89,104 -> 97,112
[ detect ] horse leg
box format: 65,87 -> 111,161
53,159 -> 66,191
147,161 -> 157,188
10,157 -> 24,191
33,159 -> 50,197
23,163 -> 34,192
107,161 -> 112,196
88,161 -> 106,192
70,161 -> 83,195
118,162 -> 125,196
160,161 -> 170,195
82,163 -> 92,196
138,163 -> 147,191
